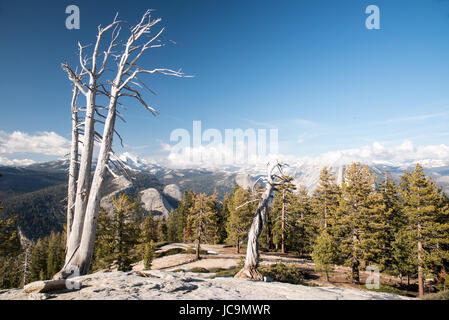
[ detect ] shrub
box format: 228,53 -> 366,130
424,290 -> 449,300
184,248 -> 208,255
154,247 -> 185,258
363,284 -> 409,297
189,267 -> 210,273
259,262 -> 305,285
211,267 -> 238,278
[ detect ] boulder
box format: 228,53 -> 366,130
23,279 -> 70,293
139,188 -> 173,219
163,184 -> 182,205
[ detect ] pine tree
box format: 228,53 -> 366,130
0,215 -> 20,257
392,228 -> 416,287
312,167 -> 341,231
260,203 -> 274,251
271,175 -> 296,253
170,190 -> 195,242
0,199 -> 22,288
287,186 -> 315,256
226,185 -> 254,253
400,163 -> 449,297
143,240 -> 156,270
312,230 -> 337,281
29,238 -> 49,281
336,163 -> 385,284
0,254 -> 23,289
46,232 -> 65,279
216,192 -> 231,244
141,214 -> 157,244
167,209 -> 181,242
157,217 -> 168,242
93,194 -> 140,272
187,192 -> 219,260
377,173 -> 403,272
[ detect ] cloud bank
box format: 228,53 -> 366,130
0,131 -> 70,156
1,129 -> 448,171
163,140 -> 449,170
0,131 -> 70,166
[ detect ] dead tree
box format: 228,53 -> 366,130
57,11 -> 188,278
67,82 -> 81,234
62,15 -> 121,269
234,162 -> 289,280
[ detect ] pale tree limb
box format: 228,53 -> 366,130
61,15 -> 123,275
67,83 -> 80,236
234,162 -> 289,280
58,10 -> 190,277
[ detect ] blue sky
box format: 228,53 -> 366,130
1,0 -> 449,166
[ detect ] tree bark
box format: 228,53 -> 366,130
281,188 -> 286,254
67,85 -> 80,235
265,207 -> 273,250
235,163 -> 281,280
64,78 -> 97,267
196,240 -> 201,261
324,200 -> 328,229
352,228 -> 360,284
196,214 -> 202,261
417,221 -> 424,298
67,90 -> 119,275
57,11 -> 187,278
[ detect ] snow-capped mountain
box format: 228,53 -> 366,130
2,155 -> 449,240
8,153 -> 449,195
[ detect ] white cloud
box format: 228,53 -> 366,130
162,139 -> 449,171
385,112 -> 449,124
0,131 -> 70,156
292,118 -> 316,127
0,156 -> 35,166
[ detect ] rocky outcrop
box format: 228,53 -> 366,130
0,270 -> 412,300
235,173 -> 254,190
163,184 -> 182,206
139,188 -> 174,219
100,175 -> 133,213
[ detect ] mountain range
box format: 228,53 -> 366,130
1,155 -> 449,240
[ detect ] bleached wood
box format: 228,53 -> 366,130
58,11 -> 189,277
62,16 -> 123,271
235,163 -> 288,280
67,85 -> 80,234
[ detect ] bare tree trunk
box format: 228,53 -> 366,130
418,221 -> 424,298
67,85 -> 80,235
64,79 -> 97,267
352,228 -> 360,284
57,11 -> 187,278
281,188 -> 286,254
324,200 -> 328,229
265,206 -> 273,250
62,17 -> 120,271
68,92 -> 118,275
235,163 -> 284,280
196,215 -> 202,261
196,240 -> 201,261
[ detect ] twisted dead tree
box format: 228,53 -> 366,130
56,10 -> 188,278
62,15 -> 122,269
234,162 -> 290,280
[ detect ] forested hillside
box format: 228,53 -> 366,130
0,166 -> 67,198
2,162 -> 448,299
